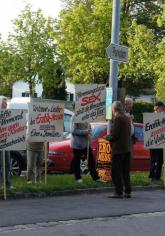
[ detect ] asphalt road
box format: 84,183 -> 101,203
1,189 -> 165,235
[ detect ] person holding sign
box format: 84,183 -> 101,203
70,103 -> 102,183
0,96 -> 15,190
27,142 -> 44,184
106,101 -> 132,198
149,101 -> 165,181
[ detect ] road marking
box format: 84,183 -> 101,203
1,211 -> 165,234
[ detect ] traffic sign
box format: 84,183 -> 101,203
106,43 -> 128,63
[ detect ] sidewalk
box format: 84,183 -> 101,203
0,184 -> 163,200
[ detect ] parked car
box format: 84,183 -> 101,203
7,97 -> 74,175
48,122 -> 150,173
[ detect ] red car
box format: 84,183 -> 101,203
48,122 -> 150,173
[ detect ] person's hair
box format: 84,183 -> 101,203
155,101 -> 164,107
125,97 -> 133,105
112,101 -> 124,113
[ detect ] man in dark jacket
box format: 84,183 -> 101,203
106,101 -> 132,198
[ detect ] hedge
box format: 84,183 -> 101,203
132,101 -> 154,123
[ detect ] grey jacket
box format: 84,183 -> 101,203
27,142 -> 44,152
70,115 -> 90,149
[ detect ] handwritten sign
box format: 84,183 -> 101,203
27,99 -> 64,142
0,109 -> 27,150
143,112 -> 165,149
74,84 -> 106,123
97,138 -> 112,181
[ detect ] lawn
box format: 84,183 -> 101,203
0,172 -> 163,196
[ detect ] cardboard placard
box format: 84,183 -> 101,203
97,138 -> 112,181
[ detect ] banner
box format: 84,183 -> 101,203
0,109 -> 27,150
106,87 -> 113,120
27,99 -> 64,142
97,138 -> 112,181
143,112 -> 165,149
74,84 -> 106,123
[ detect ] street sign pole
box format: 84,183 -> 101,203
109,0 -> 120,102
107,0 -> 120,134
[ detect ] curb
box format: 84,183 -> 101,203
1,185 -> 164,200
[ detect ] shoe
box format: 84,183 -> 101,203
124,193 -> 132,198
76,179 -> 83,183
108,194 -> 123,199
27,180 -> 32,184
96,178 -> 107,183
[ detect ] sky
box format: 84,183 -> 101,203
0,0 -> 63,40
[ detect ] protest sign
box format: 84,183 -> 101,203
0,109 -> 27,150
97,138 -> 112,181
143,112 -> 165,149
74,84 -> 106,123
106,87 -> 113,120
27,99 -> 64,142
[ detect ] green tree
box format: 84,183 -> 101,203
120,22 -> 157,96
0,38 -> 15,96
154,4 -> 165,100
56,0 -> 112,84
57,0 -> 163,96
8,5 -> 65,99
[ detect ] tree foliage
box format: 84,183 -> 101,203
154,4 -> 165,100
56,0 -> 163,96
56,0 -> 112,84
8,5 -> 65,98
120,22 -> 157,96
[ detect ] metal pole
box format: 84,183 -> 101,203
3,151 -> 7,200
108,0 -> 121,134
109,0 -> 120,101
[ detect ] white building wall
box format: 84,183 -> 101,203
12,80 -> 43,98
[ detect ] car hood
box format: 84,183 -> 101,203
49,139 -> 71,150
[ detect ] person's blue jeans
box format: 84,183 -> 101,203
0,151 -> 11,187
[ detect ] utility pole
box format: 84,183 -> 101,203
109,0 -> 121,101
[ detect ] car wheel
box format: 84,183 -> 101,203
10,153 -> 22,176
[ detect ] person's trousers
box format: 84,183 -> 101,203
0,151 -> 11,187
72,147 -> 99,181
149,149 -> 163,180
112,152 -> 131,195
27,150 -> 43,182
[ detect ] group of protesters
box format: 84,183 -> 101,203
0,95 -> 165,199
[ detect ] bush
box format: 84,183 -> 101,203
133,101 -> 154,123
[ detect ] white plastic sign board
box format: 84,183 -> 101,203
106,87 -> 113,120
74,84 -> 106,123
27,99 -> 64,142
143,112 -> 165,149
106,43 -> 128,63
0,109 -> 27,150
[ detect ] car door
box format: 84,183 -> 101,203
131,123 -> 150,171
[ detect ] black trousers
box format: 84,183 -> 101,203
112,152 -> 131,195
72,147 -> 99,181
149,149 -> 163,180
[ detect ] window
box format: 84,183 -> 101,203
91,124 -> 107,139
134,126 -> 144,141
64,114 -> 72,133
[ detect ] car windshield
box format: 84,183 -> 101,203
91,124 -> 107,139
134,126 -> 144,141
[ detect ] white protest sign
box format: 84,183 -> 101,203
74,84 -> 106,123
27,99 -> 64,142
143,112 -> 165,149
0,109 -> 27,150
